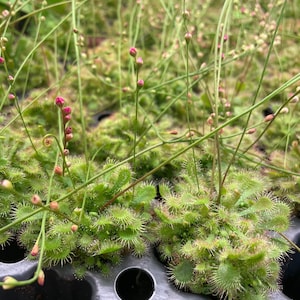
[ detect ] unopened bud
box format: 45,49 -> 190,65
280,107 -> 289,114
64,114 -> 71,123
207,116 -> 214,126
65,133 -> 73,141
73,207 -> 82,215
136,57 -> 143,68
186,131 -> 194,138
168,129 -> 178,135
71,224 -> 78,232
290,95 -> 299,103
185,32 -> 192,43
62,106 -> 72,115
137,79 -> 144,88
264,114 -> 274,122
65,127 -> 72,134
292,139 -> 298,146
122,86 -> 130,93
3,276 -> 18,290
1,179 -> 13,190
31,194 -> 42,205
49,201 -> 59,211
182,10 -> 190,19
8,93 -> 15,100
224,101 -> 231,108
37,270 -> 45,286
247,128 -> 256,134
54,166 -> 63,176
129,47 -> 137,57
31,243 -> 39,256
55,96 -> 65,107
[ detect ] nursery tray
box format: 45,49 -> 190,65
1,218 -> 300,300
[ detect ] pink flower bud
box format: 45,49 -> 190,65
31,243 -> 39,256
63,149 -> 70,156
185,32 -> 192,43
264,114 -> 274,122
62,106 -> 72,115
137,79 -> 144,88
2,10 -> 9,18
186,131 -> 194,138
207,116 -> 214,126
8,75 -> 14,81
50,201 -> 59,211
37,270 -> 45,286
55,96 -> 65,107
136,57 -> 143,68
168,129 -> 178,135
224,101 -> 230,108
0,56 -> 5,64
64,114 -> 72,123
71,224 -> 78,232
129,47 -> 137,57
65,127 -> 72,134
8,93 -> 15,100
65,133 -> 73,141
54,166 -> 63,176
247,128 -> 256,134
31,194 -> 42,205
122,86 -> 130,93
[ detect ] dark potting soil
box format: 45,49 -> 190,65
0,269 -> 92,300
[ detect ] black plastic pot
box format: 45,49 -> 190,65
279,217 -> 300,300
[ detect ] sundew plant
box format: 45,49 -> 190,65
0,0 -> 300,299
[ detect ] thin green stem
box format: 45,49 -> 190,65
242,90 -> 300,154
71,0 -> 88,166
184,37 -> 200,192
221,0 -> 287,186
100,72 -> 300,208
1,72 -> 299,234
213,0 -> 232,203
0,3 -> 86,114
117,0 -> 123,109
279,232 -> 300,253
13,98 -> 39,155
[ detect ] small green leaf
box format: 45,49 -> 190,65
111,168 -> 131,193
153,208 -> 170,223
98,242 -> 122,255
253,196 -> 273,211
14,205 -> 43,222
169,260 -> 194,289
133,185 -> 156,205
